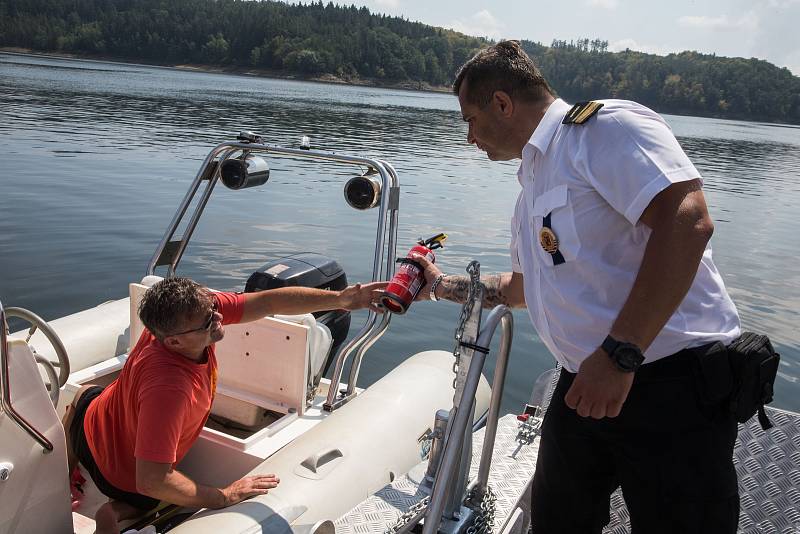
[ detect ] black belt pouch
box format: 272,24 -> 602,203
727,332 -> 780,430
692,341 -> 733,407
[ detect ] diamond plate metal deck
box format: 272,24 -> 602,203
335,407 -> 800,533
603,407 -> 800,534
334,414 -> 540,533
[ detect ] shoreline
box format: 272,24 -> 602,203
0,47 -> 452,94
3,47 -> 797,126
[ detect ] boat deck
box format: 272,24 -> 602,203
335,407 -> 800,533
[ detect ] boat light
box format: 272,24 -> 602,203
344,170 -> 381,210
220,154 -> 270,190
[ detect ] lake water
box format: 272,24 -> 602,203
1,52 -> 799,415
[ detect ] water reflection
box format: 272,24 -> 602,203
1,53 -> 798,414
681,136 -> 800,197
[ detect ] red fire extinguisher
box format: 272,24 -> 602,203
380,233 -> 447,314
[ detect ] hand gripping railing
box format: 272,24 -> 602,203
422,304 -> 514,534
144,137 -> 399,412
0,299 -> 54,453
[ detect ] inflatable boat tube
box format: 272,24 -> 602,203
170,349 -> 491,533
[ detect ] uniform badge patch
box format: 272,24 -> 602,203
539,227 -> 559,254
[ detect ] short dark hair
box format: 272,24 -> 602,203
453,40 -> 553,107
138,277 -> 213,339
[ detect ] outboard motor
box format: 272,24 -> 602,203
245,253 -> 350,379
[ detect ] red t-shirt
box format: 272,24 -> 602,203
83,291 -> 245,493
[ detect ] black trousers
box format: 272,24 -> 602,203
530,349 -> 739,534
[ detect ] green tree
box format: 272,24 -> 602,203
201,33 -> 229,64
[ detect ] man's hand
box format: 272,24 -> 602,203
409,253 -> 444,301
338,281 -> 389,312
136,459 -> 278,509
220,474 -> 280,508
564,348 -> 634,419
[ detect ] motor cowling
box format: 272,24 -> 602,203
244,253 -> 350,377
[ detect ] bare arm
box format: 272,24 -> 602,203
437,271 -> 526,308
609,178 -> 713,349
136,459 -> 279,509
411,253 -> 526,309
239,282 -> 387,323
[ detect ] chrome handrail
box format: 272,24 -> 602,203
0,299 -> 54,453
474,308 -> 513,494
325,157 -> 398,410
144,139 -> 400,412
341,159 -> 400,398
422,305 -> 514,534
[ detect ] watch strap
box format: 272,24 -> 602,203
602,335 -> 644,372
601,335 -> 620,356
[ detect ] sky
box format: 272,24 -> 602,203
343,0 -> 800,76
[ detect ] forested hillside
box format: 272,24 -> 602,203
2,0 -> 798,123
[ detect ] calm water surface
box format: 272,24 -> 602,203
1,53 -> 799,415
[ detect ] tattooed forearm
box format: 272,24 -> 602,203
440,274 -> 515,308
440,275 -> 471,304
483,274 -> 511,308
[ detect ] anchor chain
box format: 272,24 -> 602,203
384,496 -> 430,534
465,485 -> 497,534
452,261 -> 482,389
383,486 -> 497,534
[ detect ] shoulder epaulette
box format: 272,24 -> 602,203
562,101 -> 604,125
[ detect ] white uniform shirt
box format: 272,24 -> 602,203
511,99 -> 740,373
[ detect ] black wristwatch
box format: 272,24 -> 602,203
601,335 -> 644,373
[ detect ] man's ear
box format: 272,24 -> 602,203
163,335 -> 180,348
492,90 -> 514,117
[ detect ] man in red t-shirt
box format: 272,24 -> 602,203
62,276 -> 385,534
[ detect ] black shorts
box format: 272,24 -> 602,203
530,346 -> 740,534
70,386 -> 160,511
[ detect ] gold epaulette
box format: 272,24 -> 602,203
562,101 -> 604,125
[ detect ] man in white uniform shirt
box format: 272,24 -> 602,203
414,41 -> 741,533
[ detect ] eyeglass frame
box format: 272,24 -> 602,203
169,305 -> 217,337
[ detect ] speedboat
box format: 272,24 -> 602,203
1,133 -> 798,534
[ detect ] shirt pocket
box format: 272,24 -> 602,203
530,184 -> 581,265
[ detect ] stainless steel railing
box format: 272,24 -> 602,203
145,139 -> 400,412
421,305 -> 514,534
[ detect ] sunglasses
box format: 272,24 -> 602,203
171,305 -> 217,336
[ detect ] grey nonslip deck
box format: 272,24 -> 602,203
334,413 -> 540,533
335,408 -> 800,533
605,408 -> 800,534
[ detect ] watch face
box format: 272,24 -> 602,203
615,343 -> 644,372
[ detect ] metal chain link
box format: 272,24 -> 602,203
385,495 -> 430,534
452,261 -> 482,389
384,486 -> 497,534
466,485 -> 497,534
